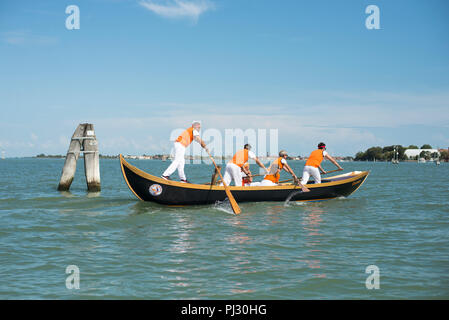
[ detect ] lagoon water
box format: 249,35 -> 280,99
0,158 -> 448,299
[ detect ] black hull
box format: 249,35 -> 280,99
119,155 -> 369,205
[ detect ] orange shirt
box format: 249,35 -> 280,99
176,127 -> 195,147
264,157 -> 285,183
232,149 -> 249,168
305,149 -> 325,168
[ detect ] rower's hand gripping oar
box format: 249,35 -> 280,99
205,149 -> 241,215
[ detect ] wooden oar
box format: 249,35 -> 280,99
205,150 -> 241,215
247,173 -> 265,178
321,168 -> 343,175
279,168 -> 343,184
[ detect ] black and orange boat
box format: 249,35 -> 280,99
119,154 -> 369,206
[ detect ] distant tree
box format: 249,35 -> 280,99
397,146 -> 407,160
382,145 -> 395,153
421,144 -> 432,149
407,145 -> 419,149
440,150 -> 449,161
355,145 -> 413,161
366,147 -> 384,161
355,152 -> 366,161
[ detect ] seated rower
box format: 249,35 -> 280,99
261,150 -> 309,192
241,162 -> 264,187
300,142 -> 343,185
221,144 -> 268,187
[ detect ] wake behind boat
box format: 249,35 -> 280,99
119,155 -> 369,206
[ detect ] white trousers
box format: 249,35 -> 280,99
162,142 -> 186,180
221,163 -> 243,186
260,179 -> 277,186
301,165 -> 321,184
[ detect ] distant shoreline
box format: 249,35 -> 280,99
31,154 -> 355,161
3,155 -> 438,163
1,156 -> 446,163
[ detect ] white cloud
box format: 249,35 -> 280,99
139,0 -> 214,21
1,31 -> 57,45
87,113 -> 383,156
2,89 -> 448,157
83,88 -> 449,156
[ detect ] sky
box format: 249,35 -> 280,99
0,0 -> 448,157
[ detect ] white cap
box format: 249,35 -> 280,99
192,120 -> 201,126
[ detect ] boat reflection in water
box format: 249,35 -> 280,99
301,204 -> 327,279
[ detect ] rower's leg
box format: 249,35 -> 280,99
177,156 -> 186,181
162,158 -> 178,177
230,163 -> 243,187
260,179 -> 276,186
310,166 -> 321,184
221,164 -> 233,186
300,167 -> 310,185
163,142 -> 184,178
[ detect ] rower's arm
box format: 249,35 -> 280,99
318,165 -> 326,174
325,154 -> 343,170
255,158 -> 269,173
194,136 -> 208,150
289,165 -> 309,192
283,163 -> 297,179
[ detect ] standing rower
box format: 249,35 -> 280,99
162,121 -> 208,183
222,144 -> 268,187
300,142 -> 343,185
260,150 -> 309,192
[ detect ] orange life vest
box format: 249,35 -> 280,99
305,149 -> 324,168
264,157 -> 284,183
232,149 -> 249,168
176,127 -> 195,147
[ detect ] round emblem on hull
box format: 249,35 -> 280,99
149,184 -> 162,196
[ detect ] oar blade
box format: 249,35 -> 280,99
225,188 -> 241,214
205,149 -> 241,215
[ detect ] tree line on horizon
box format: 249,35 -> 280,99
355,145 -> 449,161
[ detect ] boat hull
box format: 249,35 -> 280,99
120,155 -> 369,205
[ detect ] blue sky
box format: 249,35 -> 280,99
0,0 -> 448,157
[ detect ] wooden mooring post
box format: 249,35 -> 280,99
58,123 -> 101,192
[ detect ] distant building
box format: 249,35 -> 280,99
404,149 -> 440,159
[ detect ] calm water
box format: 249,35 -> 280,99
0,158 -> 448,299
